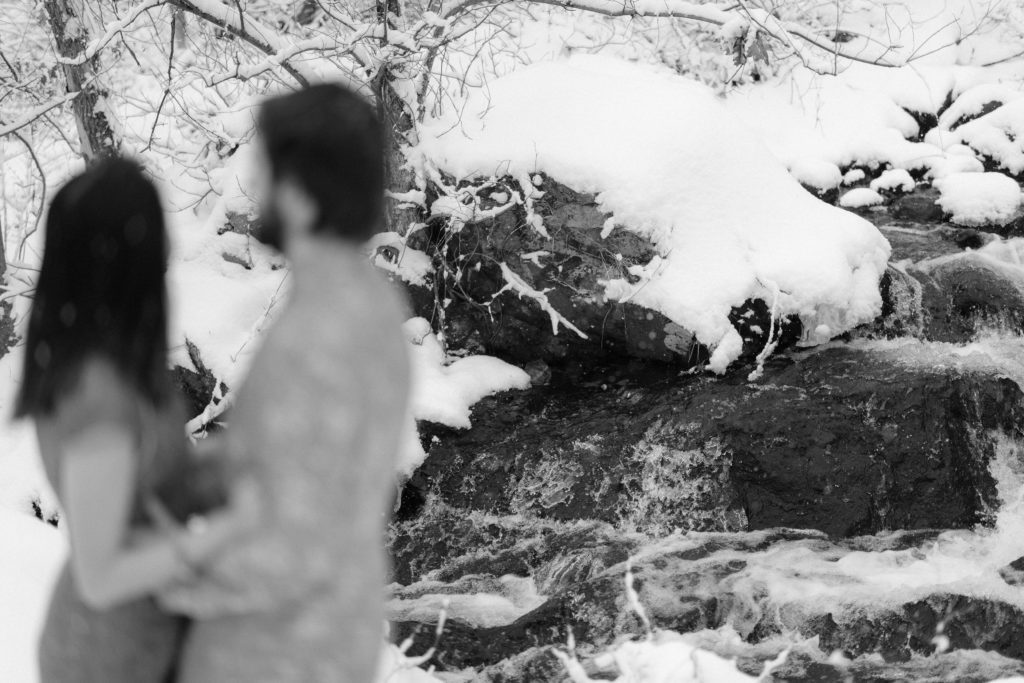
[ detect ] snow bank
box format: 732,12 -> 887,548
725,66 -> 925,172
0,349 -> 58,519
0,509 -> 66,683
416,56 -> 890,371
934,172 -> 1022,226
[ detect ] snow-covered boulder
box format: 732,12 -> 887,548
870,169 -> 915,194
954,101 -> 1024,177
934,172 -> 1023,227
414,56 -> 890,373
840,187 -> 885,209
938,84 -> 1023,132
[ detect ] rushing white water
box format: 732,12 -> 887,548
574,329 -> 1024,680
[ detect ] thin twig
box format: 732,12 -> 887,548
143,20 -> 177,152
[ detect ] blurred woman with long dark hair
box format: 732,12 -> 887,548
15,158 -> 256,682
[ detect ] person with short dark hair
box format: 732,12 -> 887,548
159,83 -> 411,682
17,158 -> 259,682
256,83 -> 385,247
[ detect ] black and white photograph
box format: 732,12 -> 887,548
2,0 -> 1024,681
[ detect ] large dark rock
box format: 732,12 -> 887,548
400,178 -> 802,368
919,252 -> 1024,331
875,220 -> 992,263
889,187 -> 945,223
389,343 -> 1024,680
400,347 -> 1023,541
171,339 -> 228,422
864,244 -> 1024,345
388,499 -> 638,586
406,179 -> 691,365
808,595 -> 1024,662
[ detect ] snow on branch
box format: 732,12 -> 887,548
441,0 -> 919,70
442,0 -> 732,23
493,262 -> 588,339
57,0 -> 166,66
171,0 -> 318,86
203,34 -> 367,87
50,0 -> 323,87
0,90 -> 84,139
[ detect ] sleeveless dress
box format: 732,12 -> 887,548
34,388 -> 190,683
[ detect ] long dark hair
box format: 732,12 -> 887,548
15,158 -> 170,418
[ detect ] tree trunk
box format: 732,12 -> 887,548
42,0 -> 120,162
0,214 -> 14,359
375,0 -> 421,235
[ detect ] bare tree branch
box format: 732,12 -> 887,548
0,90 -> 84,139
143,19 -> 177,152
169,0 -> 316,86
441,0 -> 915,70
10,132 -> 46,263
57,0 -> 167,66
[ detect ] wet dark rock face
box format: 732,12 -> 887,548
809,595 -> 1024,662
382,165 -> 1024,679
171,339 -> 228,420
399,348 -> 1022,541
724,350 -> 1022,535
863,218 -> 1024,345
405,181 -> 687,365
389,346 -> 1024,679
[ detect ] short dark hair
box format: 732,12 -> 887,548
15,158 -> 170,418
257,83 -> 385,243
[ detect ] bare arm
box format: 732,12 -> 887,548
61,423 -> 258,610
